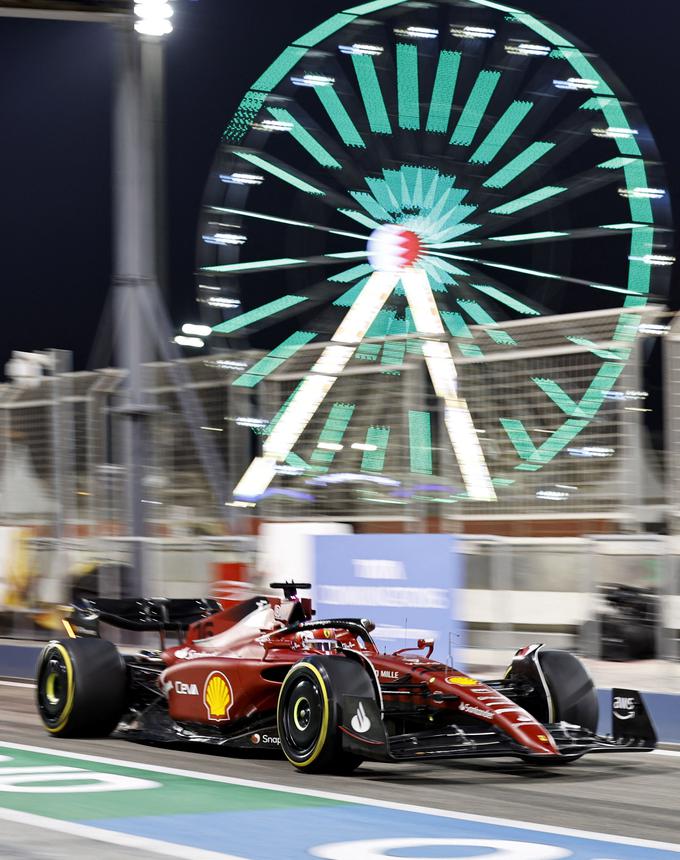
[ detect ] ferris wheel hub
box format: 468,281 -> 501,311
367,223 -> 422,273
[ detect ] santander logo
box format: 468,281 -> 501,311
367,224 -> 422,272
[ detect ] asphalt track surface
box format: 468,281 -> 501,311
1,682 -> 679,859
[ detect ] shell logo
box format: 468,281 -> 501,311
203,671 -> 234,721
445,676 -> 478,686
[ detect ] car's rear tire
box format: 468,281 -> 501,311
36,638 -> 127,737
277,655 -> 371,774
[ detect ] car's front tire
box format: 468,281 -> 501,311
36,638 -> 127,737
277,655 -> 370,774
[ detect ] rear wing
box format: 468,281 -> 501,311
66,597 -> 221,638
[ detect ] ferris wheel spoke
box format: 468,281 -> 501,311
426,49 -> 461,134
450,69 -> 501,148
351,52 -> 392,135
476,225 -> 642,248
201,254 -> 362,276
468,100 -> 535,166
314,83 -> 367,149
429,250 -> 648,299
482,141 -> 556,190
441,259 -> 546,317
229,150 -> 358,210
205,205 -> 369,241
266,106 -> 343,170
475,168 -> 640,238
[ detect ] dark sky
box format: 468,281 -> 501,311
0,0 -> 678,372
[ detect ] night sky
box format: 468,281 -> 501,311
0,0 -> 678,373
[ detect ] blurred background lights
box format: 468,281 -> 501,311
181,323 -> 211,337
618,187 -> 666,200
506,41 -> 550,56
219,172 -> 264,185
451,25 -> 496,38
291,73 -> 335,87
134,0 -> 174,36
554,77 -> 598,90
592,126 -> 639,139
174,335 -> 204,348
338,43 -> 383,56
394,26 -> 439,38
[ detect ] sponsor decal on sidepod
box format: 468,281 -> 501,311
445,676 -> 478,686
458,702 -> 494,720
174,648 -> 219,660
203,671 -> 234,721
174,681 -> 199,695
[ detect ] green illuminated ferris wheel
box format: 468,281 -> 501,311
198,0 -> 672,506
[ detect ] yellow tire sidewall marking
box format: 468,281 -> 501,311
278,662 -> 329,768
42,643 -> 75,734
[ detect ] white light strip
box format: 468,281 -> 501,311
332,271 -> 401,343
233,271 -> 401,500
400,268 -> 445,335
399,269 -> 494,502
312,344 -> 355,376
232,457 -> 278,500
422,340 -> 458,399
444,398 -> 497,502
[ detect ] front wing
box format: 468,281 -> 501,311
340,687 -> 657,763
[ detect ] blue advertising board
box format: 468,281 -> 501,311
313,533 -> 462,662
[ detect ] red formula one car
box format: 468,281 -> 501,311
35,583 -> 657,773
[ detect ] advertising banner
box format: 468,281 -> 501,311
313,534 -> 462,663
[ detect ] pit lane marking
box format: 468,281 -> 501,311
1,741 -> 679,854
0,808 -> 247,860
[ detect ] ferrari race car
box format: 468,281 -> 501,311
35,583 -> 657,773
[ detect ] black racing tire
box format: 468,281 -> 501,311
538,649 -> 598,734
277,655 -> 372,774
35,638 -> 127,737
535,649 -> 598,765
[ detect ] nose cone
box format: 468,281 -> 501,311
367,224 -> 421,272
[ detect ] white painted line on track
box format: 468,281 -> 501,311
2,741 -> 679,853
0,680 -> 35,688
654,748 -> 680,758
0,808 -> 246,860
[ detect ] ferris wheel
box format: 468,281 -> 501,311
197,0 -> 672,506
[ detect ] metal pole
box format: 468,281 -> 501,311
111,24 -> 159,596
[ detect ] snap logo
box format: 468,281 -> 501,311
203,671 -> 234,721
350,701 -> 371,734
174,681 -> 199,696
